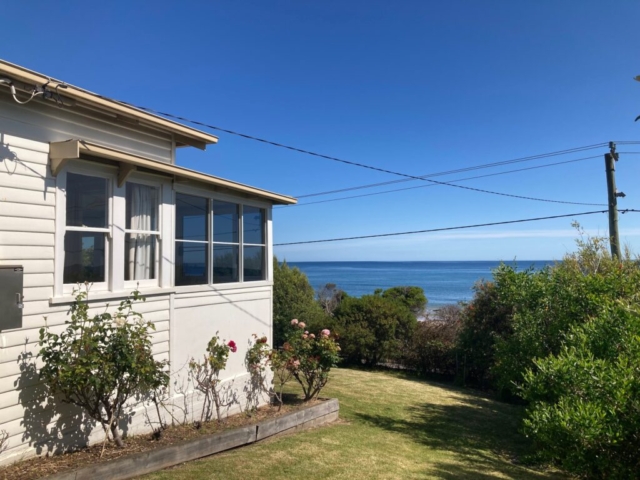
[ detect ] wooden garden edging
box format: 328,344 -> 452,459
43,399 -> 339,480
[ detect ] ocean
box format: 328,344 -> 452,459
288,261 -> 553,308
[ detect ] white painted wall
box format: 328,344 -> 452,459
0,97 -> 275,466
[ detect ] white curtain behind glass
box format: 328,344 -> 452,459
128,184 -> 156,280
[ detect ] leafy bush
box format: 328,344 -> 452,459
493,234 -> 640,397
38,289 -> 168,447
283,320 -> 340,400
334,294 -> 416,366
521,304 -> 640,478
273,257 -> 327,346
378,286 -> 427,317
405,305 -> 461,378
456,264 -> 543,390
189,335 -> 237,423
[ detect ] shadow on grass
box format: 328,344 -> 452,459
354,395 -> 565,480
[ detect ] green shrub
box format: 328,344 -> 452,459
38,289 -> 168,447
273,257 -> 327,346
379,286 -> 427,317
521,304 -> 640,478
493,234 -> 640,397
456,265 -> 539,389
335,294 -> 416,366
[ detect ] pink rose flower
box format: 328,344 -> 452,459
321,329 -> 331,337
309,333 -> 316,339
227,340 -> 237,353
291,319 -> 299,325
302,334 -> 308,339
298,322 -> 306,329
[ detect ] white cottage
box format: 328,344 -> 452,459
0,60 -> 296,465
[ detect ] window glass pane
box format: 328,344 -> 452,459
126,183 -> 158,231
213,245 -> 239,284
63,231 -> 106,283
213,201 -> 239,243
125,233 -> 156,281
176,194 -> 207,241
243,206 -> 265,245
243,246 -> 265,282
66,173 -> 108,228
175,242 -> 207,286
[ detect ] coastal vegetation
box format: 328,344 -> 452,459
275,229 -> 640,478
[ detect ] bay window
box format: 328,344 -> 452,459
174,193 -> 268,287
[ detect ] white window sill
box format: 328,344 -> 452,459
50,287 -> 177,305
175,281 -> 273,295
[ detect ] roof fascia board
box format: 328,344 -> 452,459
0,60 -> 218,149
49,140 -> 297,205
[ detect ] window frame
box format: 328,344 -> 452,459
173,184 -> 272,290
56,163 -> 114,296
54,160 -> 173,299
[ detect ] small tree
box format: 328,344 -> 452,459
189,335 -> 237,424
38,289 -> 168,447
317,283 -> 346,315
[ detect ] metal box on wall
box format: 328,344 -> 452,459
0,265 -> 23,330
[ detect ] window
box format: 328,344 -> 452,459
243,206 -> 266,282
174,195 -> 268,287
63,173 -> 109,284
125,183 -> 159,282
175,193 -> 208,286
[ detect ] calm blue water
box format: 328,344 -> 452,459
288,261 -> 553,307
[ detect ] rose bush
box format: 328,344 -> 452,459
282,321 -> 340,401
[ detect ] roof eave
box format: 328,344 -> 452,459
0,59 -> 218,149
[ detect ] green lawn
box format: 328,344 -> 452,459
142,368 -> 566,480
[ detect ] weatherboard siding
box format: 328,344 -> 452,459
0,125 -> 274,465
0,91 -> 173,164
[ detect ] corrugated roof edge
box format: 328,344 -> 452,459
0,59 -> 219,149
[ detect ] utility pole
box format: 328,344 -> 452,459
605,142 -> 623,258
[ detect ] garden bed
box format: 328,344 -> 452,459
3,398 -> 339,480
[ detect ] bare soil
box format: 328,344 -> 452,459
1,397 -> 321,480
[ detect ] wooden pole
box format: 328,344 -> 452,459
605,142 -> 621,258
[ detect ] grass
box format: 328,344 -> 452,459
141,368 -> 567,480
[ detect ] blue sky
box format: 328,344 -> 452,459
3,1 -> 640,261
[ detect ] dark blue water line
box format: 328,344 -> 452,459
287,260 -> 553,307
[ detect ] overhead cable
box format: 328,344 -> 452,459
295,144 -> 608,198
99,97 -> 607,206
280,154 -> 610,208
274,209 -> 640,246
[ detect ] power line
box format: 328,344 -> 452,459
274,209 -> 640,246
103,97 -> 609,206
279,154 -> 610,208
295,144 -> 608,199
